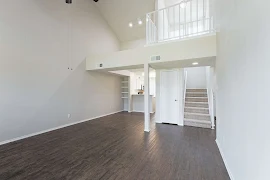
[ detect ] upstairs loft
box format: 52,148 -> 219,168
86,0 -> 216,71
146,0 -> 215,45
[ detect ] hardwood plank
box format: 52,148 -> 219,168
0,112 -> 230,180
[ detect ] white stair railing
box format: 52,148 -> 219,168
146,0 -> 215,45
146,17 -> 158,44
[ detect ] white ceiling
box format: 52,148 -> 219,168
94,0 -> 155,42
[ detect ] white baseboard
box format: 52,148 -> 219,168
131,110 -> 155,114
144,129 -> 150,132
216,140 -> 235,180
0,110 -> 123,146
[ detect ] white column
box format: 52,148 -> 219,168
144,63 -> 150,132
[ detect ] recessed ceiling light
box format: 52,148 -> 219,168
180,1 -> 187,8
129,22 -> 133,27
138,19 -> 143,25
192,62 -> 199,65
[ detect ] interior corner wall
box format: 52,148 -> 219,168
0,0 -> 122,143
216,0 -> 270,180
186,67 -> 207,89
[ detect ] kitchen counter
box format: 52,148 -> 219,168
131,94 -> 155,113
132,94 -> 153,95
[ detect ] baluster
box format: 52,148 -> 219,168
184,5 -> 186,37
190,0 -> 192,35
167,8 -> 170,39
163,9 -> 165,41
197,0 -> 199,34
203,0 -> 205,32
179,4 -> 181,39
146,14 -> 148,44
173,6 -> 175,38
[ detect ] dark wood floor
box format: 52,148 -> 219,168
0,112 -> 230,180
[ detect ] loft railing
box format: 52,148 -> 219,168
146,0 -> 215,45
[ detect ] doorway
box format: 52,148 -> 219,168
160,70 -> 180,125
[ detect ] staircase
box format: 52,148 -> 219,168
184,89 -> 211,128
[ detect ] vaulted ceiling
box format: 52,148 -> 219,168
94,0 -> 155,42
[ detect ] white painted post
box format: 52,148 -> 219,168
167,8 -> 170,39
146,14 -> 149,44
173,6 -> 175,38
179,4 -> 181,39
163,9 -> 165,41
184,6 -> 186,37
203,0 -> 205,31
144,63 -> 150,132
190,1 -> 193,35
197,0 -> 199,33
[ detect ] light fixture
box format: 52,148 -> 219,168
180,1 -> 187,8
138,19 -> 143,25
129,22 -> 133,27
192,62 -> 199,65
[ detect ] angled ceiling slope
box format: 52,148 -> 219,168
94,0 -> 155,42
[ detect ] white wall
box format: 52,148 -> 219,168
0,0 -> 122,143
86,34 -> 217,70
216,0 -> 270,180
120,39 -> 146,51
186,67 -> 207,89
